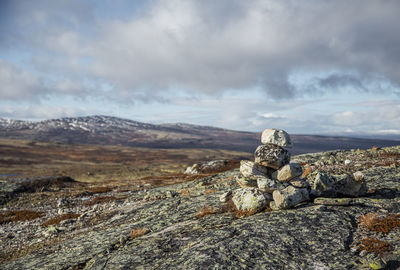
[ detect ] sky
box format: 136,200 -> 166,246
1,0 -> 400,137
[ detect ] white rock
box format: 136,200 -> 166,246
261,128 -> 292,148
344,159 -> 352,165
272,163 -> 303,182
235,176 -> 258,188
311,172 -> 337,197
353,171 -> 365,181
232,188 -> 269,212
333,174 -> 368,197
240,160 -> 270,178
272,186 -> 309,209
256,177 -> 280,193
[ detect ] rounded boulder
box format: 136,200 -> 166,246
261,128 -> 292,148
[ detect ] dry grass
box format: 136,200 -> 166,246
205,189 -> 217,195
42,213 -> 80,227
359,238 -> 391,255
88,186 -> 113,194
0,210 -> 44,224
195,206 -> 216,219
359,213 -> 400,234
0,138 -> 251,183
130,228 -> 149,239
301,166 -> 312,178
178,189 -> 190,196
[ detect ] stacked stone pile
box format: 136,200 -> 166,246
223,128 -> 368,212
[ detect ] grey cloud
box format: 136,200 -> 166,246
3,0 -> 400,102
318,74 -> 367,91
0,59 -> 47,101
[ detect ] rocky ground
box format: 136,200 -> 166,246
1,146 -> 400,269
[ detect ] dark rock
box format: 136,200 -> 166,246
254,144 -> 290,170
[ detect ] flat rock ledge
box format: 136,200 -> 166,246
2,146 -> 400,269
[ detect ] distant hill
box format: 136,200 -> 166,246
0,115 -> 398,154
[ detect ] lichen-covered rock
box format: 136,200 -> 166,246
232,188 -> 269,212
333,174 -> 368,197
184,160 -> 235,174
311,172 -> 337,197
254,144 -> 290,170
2,146 -> 400,270
313,197 -> 352,206
235,176 -> 258,188
240,160 -> 270,178
261,128 -> 292,148
272,163 -> 303,182
272,186 -> 310,209
289,179 -> 310,189
256,176 -> 282,193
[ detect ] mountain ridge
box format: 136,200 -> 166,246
0,115 -> 399,154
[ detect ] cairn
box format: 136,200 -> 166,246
223,128 -> 368,212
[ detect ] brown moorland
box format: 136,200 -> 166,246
0,138 -> 251,183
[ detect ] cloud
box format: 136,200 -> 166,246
0,59 -> 47,101
2,0 -> 399,102
0,104 -> 88,120
331,103 -> 400,130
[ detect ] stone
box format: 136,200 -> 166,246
232,188 -> 269,212
333,174 -> 367,197
240,160 -> 270,178
312,205 -> 327,211
311,172 -> 337,197
313,197 -> 352,206
184,160 -> 233,174
235,176 -> 258,188
254,144 -> 290,170
353,171 -> 365,181
256,176 -> 281,193
269,201 -> 279,211
272,163 -> 303,182
57,198 -> 66,208
344,159 -> 352,165
289,179 -> 310,189
261,128 -> 292,148
219,190 -> 232,203
272,186 -> 310,209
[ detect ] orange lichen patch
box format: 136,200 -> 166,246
235,209 -> 259,218
42,213 -> 80,227
0,210 -> 44,224
130,228 -> 149,239
216,177 -> 233,184
205,189 -> 217,195
359,213 -> 400,234
83,195 -> 127,206
178,189 -> 190,196
195,206 -> 216,219
301,166 -> 312,178
88,186 -> 113,194
359,238 -> 391,255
